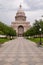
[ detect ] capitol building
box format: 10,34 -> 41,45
11,5 -> 31,36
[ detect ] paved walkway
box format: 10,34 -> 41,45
0,37 -> 43,65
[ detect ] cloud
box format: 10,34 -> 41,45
0,0 -> 30,12
26,10 -> 43,25
24,0 -> 43,10
0,0 -> 22,11
0,0 -> 43,26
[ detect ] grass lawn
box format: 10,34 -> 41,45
0,38 -> 10,44
27,37 -> 43,45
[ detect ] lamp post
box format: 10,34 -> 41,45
39,28 -> 42,45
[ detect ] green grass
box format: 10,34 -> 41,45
0,38 -> 10,44
27,37 -> 43,45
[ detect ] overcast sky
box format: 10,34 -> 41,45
0,0 -> 43,25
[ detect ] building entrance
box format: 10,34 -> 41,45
18,25 -> 24,37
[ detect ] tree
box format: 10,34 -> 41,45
33,19 -> 43,34
24,19 -> 43,37
0,31 -> 4,35
0,21 -> 16,38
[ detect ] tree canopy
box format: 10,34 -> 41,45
24,19 -> 43,37
0,21 -> 16,37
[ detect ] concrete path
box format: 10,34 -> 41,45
0,37 -> 43,65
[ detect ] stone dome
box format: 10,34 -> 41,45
15,5 -> 26,21
16,5 -> 25,16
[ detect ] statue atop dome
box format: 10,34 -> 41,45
20,5 -> 22,8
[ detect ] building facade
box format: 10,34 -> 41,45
11,5 -> 31,36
